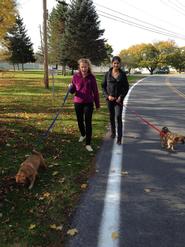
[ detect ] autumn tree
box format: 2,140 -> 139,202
168,47 -> 185,73
138,43 -> 160,74
0,0 -> 17,60
154,40 -> 177,67
119,47 -> 140,73
119,40 -> 177,74
0,0 -> 16,40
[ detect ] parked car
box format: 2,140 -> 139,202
154,67 -> 169,74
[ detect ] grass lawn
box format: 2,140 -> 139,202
0,70 -> 144,246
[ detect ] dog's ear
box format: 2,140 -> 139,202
162,127 -> 169,133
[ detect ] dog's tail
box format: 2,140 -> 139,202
175,136 -> 185,144
32,149 -> 47,168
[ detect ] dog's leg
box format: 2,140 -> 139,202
28,179 -> 35,190
41,158 -> 47,169
28,177 -> 35,190
171,144 -> 175,151
28,174 -> 36,190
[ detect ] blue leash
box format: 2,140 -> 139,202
42,87 -> 71,139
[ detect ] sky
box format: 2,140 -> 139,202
17,0 -> 185,55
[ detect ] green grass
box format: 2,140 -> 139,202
0,70 -> 144,246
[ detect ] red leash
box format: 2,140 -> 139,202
122,103 -> 165,136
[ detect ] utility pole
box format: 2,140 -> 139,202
43,0 -> 49,89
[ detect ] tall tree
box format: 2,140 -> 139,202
119,41 -> 177,74
138,43 -> 160,74
168,47 -> 185,73
48,2 -> 68,68
0,0 -> 16,41
5,14 -> 35,70
0,0 -> 17,60
119,47 -> 139,73
62,0 -> 107,69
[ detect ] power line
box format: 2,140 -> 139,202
176,0 -> 185,9
98,11 -> 185,41
169,0 -> 185,11
117,0 -> 184,31
160,0 -> 185,16
95,4 -> 185,41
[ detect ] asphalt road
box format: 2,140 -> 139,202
65,75 -> 185,247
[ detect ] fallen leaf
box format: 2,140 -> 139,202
144,188 -> 151,193
29,224 -> 36,230
80,184 -> 88,189
112,231 -> 119,240
50,224 -> 63,231
121,171 -> 128,176
52,171 -> 59,176
58,177 -> 65,183
43,192 -> 50,198
53,162 -> 60,166
67,228 -> 78,236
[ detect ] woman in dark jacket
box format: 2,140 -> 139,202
102,56 -> 129,145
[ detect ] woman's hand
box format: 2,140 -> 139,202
108,95 -> 115,101
68,83 -> 73,89
68,83 -> 75,94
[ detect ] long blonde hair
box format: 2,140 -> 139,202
78,58 -> 92,74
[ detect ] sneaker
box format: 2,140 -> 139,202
78,135 -> 86,142
85,145 -> 93,152
117,139 -> 122,145
110,133 -> 115,139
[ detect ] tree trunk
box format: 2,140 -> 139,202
62,65 -> 66,76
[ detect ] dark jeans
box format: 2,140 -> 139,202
74,103 -> 94,145
107,100 -> 123,141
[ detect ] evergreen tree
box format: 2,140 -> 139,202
6,14 -> 35,70
62,0 -> 107,68
48,2 -> 68,67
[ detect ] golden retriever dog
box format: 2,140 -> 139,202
15,150 -> 46,189
160,126 -> 185,151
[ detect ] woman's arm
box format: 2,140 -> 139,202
120,72 -> 129,99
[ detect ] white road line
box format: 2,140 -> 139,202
97,79 -> 144,247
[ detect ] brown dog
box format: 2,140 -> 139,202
160,126 -> 185,151
15,150 -> 46,189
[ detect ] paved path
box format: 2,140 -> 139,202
66,75 -> 185,247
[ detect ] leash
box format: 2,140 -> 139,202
122,102 -> 165,136
42,87 -> 71,139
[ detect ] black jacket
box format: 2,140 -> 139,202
102,68 -> 129,101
